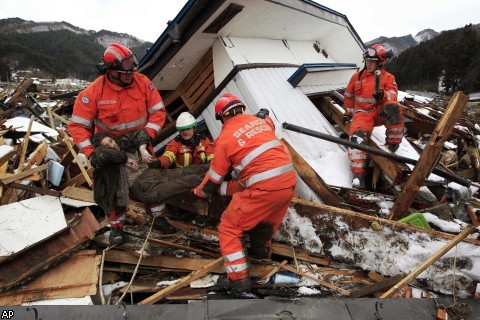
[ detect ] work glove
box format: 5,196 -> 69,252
192,187 -> 209,199
372,89 -> 384,101
256,108 -> 270,119
342,114 -> 352,125
148,159 -> 162,169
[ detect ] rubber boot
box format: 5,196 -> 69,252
109,225 -> 124,245
217,276 -> 252,293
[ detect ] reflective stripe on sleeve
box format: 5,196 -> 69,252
77,140 -> 92,149
146,122 -> 161,131
148,101 -> 165,114
207,168 -> 224,182
245,163 -> 294,187
219,181 -> 228,196
70,115 -> 93,127
344,91 -> 355,98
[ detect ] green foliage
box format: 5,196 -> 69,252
387,24 -> 480,94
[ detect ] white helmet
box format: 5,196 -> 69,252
176,112 -> 196,130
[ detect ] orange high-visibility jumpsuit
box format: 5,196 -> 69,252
195,114 -> 297,281
68,73 -> 166,158
158,134 -> 214,169
69,73 -> 166,226
343,67 -> 404,175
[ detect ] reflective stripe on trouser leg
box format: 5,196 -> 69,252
219,174 -> 296,281
106,206 -> 126,229
348,147 -> 367,175
149,202 -> 166,217
386,126 -> 404,145
223,249 -> 248,280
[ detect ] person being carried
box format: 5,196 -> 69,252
193,93 -> 297,293
89,129 -> 153,245
342,44 -> 404,189
129,112 -> 214,234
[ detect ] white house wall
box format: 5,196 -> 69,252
201,67 -> 353,200
213,36 -> 362,87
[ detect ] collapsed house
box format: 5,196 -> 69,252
1,0 -> 480,317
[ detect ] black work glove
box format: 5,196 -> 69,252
256,108 -> 270,119
148,159 -> 162,169
342,114 -> 352,125
372,89 -> 384,101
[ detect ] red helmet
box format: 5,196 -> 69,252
363,44 -> 393,63
214,93 -> 245,120
102,43 -> 138,71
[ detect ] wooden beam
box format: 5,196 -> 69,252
138,257 -> 223,304
389,91 -> 469,220
58,130 -> 93,187
282,138 -> 344,207
8,182 -> 62,197
0,208 -> 100,292
281,264 -> 350,296
17,115 -> 34,172
147,237 -> 219,258
380,226 -> 476,298
59,167 -> 94,190
349,274 -> 402,298
0,163 -> 48,186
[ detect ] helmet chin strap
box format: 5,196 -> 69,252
107,71 -> 132,87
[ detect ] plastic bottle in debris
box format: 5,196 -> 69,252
272,271 -> 300,284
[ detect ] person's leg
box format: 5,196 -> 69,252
348,112 -> 374,188
106,205 -> 126,245
378,101 -> 404,152
245,186 -> 296,259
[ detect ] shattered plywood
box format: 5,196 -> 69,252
0,250 -> 100,305
0,195 -> 68,262
0,207 -> 100,292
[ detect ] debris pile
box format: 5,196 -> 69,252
1,79 -> 479,311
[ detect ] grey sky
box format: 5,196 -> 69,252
1,0 -> 478,43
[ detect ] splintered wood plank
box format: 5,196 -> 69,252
62,186 -> 145,213
17,115 -> 35,172
349,274 -> 402,298
0,207 -> 100,292
389,91 -> 469,220
0,163 -> 48,185
0,195 -> 67,261
59,167 -> 94,189
380,226 -> 476,298
281,264 -> 350,296
139,257 -> 223,304
0,250 -> 100,305
58,130 -> 93,187
104,250 -> 273,278
168,220 -> 330,266
282,138 -> 344,207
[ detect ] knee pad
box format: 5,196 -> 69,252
380,103 -> 401,125
350,130 -> 369,145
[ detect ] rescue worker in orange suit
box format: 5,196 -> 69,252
68,43 -> 166,241
158,112 -> 214,169
129,111 -> 214,234
192,94 -> 297,293
343,44 -> 404,189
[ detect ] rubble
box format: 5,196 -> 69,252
0,79 -> 480,314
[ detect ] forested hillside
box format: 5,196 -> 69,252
0,19 -> 152,82
387,24 -> 480,94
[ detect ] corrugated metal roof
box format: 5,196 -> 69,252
200,67 -> 352,191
